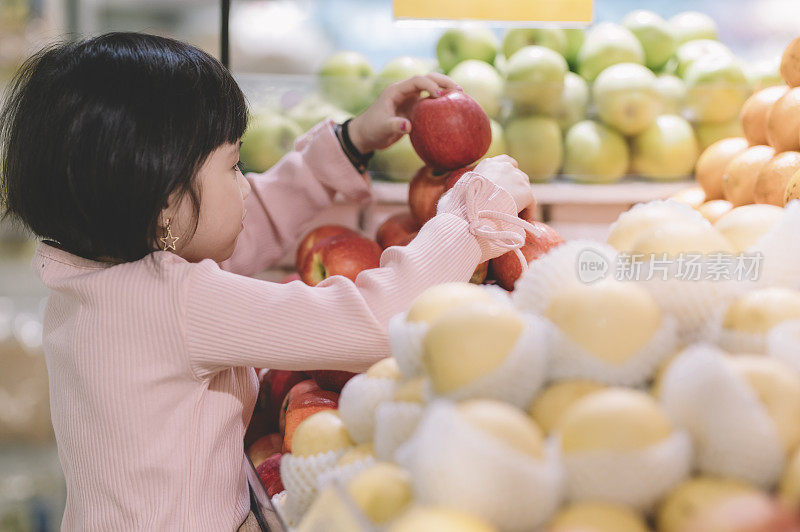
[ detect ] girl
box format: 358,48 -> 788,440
0,33 -> 534,530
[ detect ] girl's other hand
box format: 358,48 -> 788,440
347,73 -> 458,154
473,155 -> 534,213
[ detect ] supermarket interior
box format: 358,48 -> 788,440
4,0 -> 800,530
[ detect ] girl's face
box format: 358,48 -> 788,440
167,141 -> 251,263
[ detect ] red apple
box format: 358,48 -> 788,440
307,370 -> 357,393
295,225 -> 358,271
408,166 -> 450,224
398,232 -> 418,246
299,234 -> 382,286
246,370 -> 308,445
409,90 -> 492,172
279,380 -> 340,453
490,221 -> 564,290
278,379 -> 320,435
376,212 -> 421,250
444,165 -> 477,190
281,272 -> 301,283
256,453 -> 285,497
247,433 -> 283,469
685,493 -> 800,532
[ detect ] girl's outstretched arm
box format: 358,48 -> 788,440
184,173 -> 532,378
220,119 -> 370,276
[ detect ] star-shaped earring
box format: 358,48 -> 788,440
160,218 -> 179,251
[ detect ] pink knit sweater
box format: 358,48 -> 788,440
34,120 -> 525,530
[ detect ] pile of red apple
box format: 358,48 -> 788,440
292,89 -> 565,290
245,368 -> 357,496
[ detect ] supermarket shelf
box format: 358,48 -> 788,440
370,178 -> 696,206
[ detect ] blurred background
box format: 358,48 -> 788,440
1,0 -> 799,529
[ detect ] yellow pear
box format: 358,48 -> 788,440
723,287 -> 800,334
650,352 -> 680,398
713,204 -> 784,252
697,200 -> 733,223
406,283 -> 493,324
630,220 -> 734,259
558,388 -> 673,453
656,476 -> 759,532
779,448 -> 800,507
608,203 -> 695,252
291,410 -> 354,457
423,303 -> 524,395
544,280 -> 661,364
388,506 -> 497,532
337,442 -> 375,466
529,380 -> 607,434
729,356 -> 800,454
393,377 -> 427,404
458,399 -> 545,459
366,357 -> 402,380
346,462 -> 413,524
548,501 -> 650,532
669,186 -> 707,208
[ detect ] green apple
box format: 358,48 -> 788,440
631,114 -> 699,180
436,28 -> 498,74
318,51 -> 374,114
654,74 -> 687,114
669,11 -> 719,45
286,94 -> 352,132
671,39 -> 732,79
502,28 -> 567,59
684,54 -> 749,123
577,22 -> 645,82
448,60 -> 504,118
481,119 -> 508,160
564,28 -> 585,70
563,120 -> 629,183
746,57 -> 784,91
622,10 -> 678,72
240,111 -> 303,173
373,56 -> 434,97
505,116 -> 563,182
593,63 -> 660,136
369,135 -> 424,182
553,72 -> 589,130
693,120 -> 744,151
504,45 -> 567,114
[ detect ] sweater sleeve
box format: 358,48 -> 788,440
184,174 -> 529,379
220,119 -> 371,277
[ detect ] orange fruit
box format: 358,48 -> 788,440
784,167 -> 800,204
754,150 -> 800,206
780,36 -> 800,88
766,87 -> 800,152
697,199 -> 734,223
695,137 -> 749,200
741,85 -> 789,146
723,145 -> 775,206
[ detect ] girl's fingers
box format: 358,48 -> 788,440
391,75 -> 442,102
425,72 -> 459,91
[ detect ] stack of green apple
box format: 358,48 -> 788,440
241,10 -> 782,184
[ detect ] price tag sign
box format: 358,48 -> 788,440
393,0 -> 592,23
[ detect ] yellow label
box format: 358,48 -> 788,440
394,0 -> 592,23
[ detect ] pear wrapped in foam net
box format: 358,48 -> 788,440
424,314 -> 550,409
659,344 -> 785,488
280,449 -> 344,522
769,320 -> 800,373
395,401 -> 563,532
750,200 -> 800,289
338,373 -> 398,444
373,400 -> 425,462
388,285 -> 512,380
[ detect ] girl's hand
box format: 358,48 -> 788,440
347,73 -> 459,154
473,155 -> 534,212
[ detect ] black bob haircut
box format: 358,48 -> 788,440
0,32 -> 248,262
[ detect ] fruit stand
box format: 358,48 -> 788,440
237,1 -> 800,530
